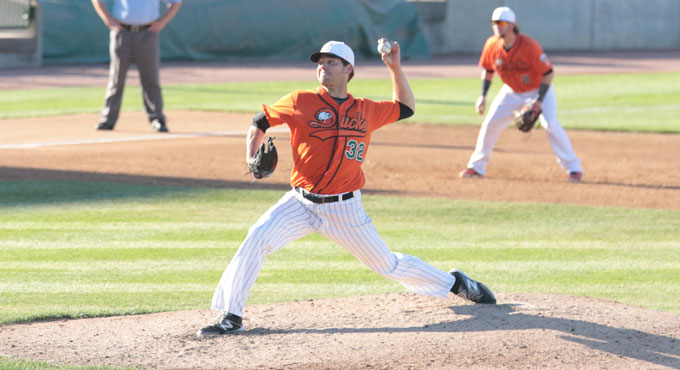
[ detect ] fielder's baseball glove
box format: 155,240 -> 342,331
248,137 -> 278,179
513,103 -> 541,133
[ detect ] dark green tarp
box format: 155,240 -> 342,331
39,0 -> 430,64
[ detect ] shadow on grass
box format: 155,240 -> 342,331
0,167 -> 398,208
0,167 -> 282,208
2,165 -> 677,209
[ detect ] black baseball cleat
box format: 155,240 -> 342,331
96,122 -> 114,131
150,118 -> 169,133
449,269 -> 496,304
197,312 -> 244,337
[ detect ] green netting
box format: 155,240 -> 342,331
40,0 -> 430,65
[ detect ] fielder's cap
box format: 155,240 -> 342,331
491,6 -> 516,23
310,41 -> 355,67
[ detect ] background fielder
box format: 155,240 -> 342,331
460,6 -> 583,183
198,39 -> 496,336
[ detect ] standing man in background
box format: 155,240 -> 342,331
459,6 -> 583,183
92,0 -> 181,133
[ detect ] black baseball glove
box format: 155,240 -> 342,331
248,137 -> 278,179
513,103 -> 541,133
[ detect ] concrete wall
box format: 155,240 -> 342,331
0,1 -> 42,68
419,0 -> 680,54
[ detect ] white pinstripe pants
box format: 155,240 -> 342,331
211,189 -> 456,316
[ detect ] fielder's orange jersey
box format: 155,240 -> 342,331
262,87 -> 400,194
479,34 -> 552,93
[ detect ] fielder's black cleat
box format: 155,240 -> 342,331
197,312 -> 244,337
450,269 -> 496,304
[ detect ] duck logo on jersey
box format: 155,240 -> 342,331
308,108 -> 367,141
308,108 -> 336,129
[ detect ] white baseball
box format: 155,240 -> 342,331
377,41 -> 391,55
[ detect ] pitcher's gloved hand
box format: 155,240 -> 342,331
248,137 -> 278,179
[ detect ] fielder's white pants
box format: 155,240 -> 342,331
467,84 -> 582,175
211,189 -> 455,316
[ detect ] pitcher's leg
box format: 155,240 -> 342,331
319,194 -> 454,298
211,191 -> 314,316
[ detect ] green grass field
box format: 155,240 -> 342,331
1,181 -> 679,328
1,72 -> 679,369
1,73 -> 679,133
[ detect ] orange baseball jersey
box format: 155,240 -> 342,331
262,87 -> 400,194
479,34 -> 552,93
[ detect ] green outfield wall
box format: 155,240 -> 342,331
12,0 -> 680,67
38,0 -> 429,65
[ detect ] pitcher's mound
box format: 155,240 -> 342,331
1,292 -> 678,369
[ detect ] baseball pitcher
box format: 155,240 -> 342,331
198,39 -> 496,336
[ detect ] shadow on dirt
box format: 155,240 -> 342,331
224,303 -> 678,369
447,304 -> 679,369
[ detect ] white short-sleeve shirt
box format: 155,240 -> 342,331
99,0 -> 181,25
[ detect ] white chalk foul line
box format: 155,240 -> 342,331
0,127 -> 289,149
562,104 -> 680,114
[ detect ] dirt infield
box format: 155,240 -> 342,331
1,293 -> 679,369
1,111 -> 678,209
1,52 -> 679,369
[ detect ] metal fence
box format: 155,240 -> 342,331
0,0 -> 32,29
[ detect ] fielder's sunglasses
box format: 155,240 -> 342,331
492,20 -> 508,26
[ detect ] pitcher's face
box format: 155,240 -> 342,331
317,56 -> 351,86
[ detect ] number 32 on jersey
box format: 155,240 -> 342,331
345,139 -> 365,162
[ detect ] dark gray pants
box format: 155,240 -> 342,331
99,29 -> 165,127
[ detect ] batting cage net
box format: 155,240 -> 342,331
0,0 -> 32,29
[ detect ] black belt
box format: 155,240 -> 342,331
295,187 -> 354,204
121,24 -> 151,32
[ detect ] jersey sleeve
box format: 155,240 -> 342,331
478,37 -> 496,71
367,99 -> 401,130
262,91 -> 297,127
529,38 -> 552,75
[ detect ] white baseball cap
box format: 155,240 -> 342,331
310,41 -> 355,67
491,6 -> 516,23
